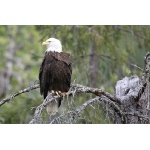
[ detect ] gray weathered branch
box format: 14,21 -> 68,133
29,84 -> 116,124
50,95 -> 124,124
0,83 -> 115,107
70,83 -> 116,102
29,93 -> 60,124
0,84 -> 39,106
50,97 -> 99,124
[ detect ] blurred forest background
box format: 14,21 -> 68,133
0,25 -> 149,124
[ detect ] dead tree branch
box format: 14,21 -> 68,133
0,83 -> 116,107
50,97 -> 99,124
70,83 -> 117,102
29,84 -> 117,124
50,95 -> 124,124
29,93 -> 61,124
0,84 -> 39,106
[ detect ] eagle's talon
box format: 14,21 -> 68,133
55,91 -> 59,96
51,90 -> 55,94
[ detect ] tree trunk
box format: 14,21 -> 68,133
89,39 -> 98,88
114,52 -> 150,124
0,26 -> 18,98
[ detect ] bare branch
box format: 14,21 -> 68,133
50,97 -> 99,124
0,83 -> 116,108
29,93 -> 61,124
131,64 -> 143,71
50,95 -> 125,124
0,84 -> 39,106
30,84 -> 118,124
70,83 -> 117,102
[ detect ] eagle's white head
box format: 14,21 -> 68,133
42,38 -> 62,53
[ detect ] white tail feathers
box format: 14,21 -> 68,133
46,100 -> 59,115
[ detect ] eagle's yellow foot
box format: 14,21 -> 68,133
51,90 -> 55,94
55,91 -> 60,96
51,90 -> 66,97
58,91 -> 61,94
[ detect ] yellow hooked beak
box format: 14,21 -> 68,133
42,41 -> 49,45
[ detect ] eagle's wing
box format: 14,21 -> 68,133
39,55 -> 52,99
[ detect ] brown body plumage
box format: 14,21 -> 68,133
39,51 -> 72,114
39,51 -> 72,98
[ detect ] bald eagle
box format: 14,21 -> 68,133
39,38 -> 72,115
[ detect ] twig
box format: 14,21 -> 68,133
131,64 -> 143,71
99,96 -> 125,123
50,97 -> 99,124
29,93 -> 60,124
0,84 -> 39,106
